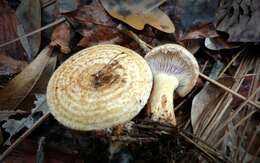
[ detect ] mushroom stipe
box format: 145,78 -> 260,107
145,44 -> 199,126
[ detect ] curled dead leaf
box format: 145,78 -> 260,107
50,22 -> 71,54
17,52 -> 57,111
100,0 -> 175,33
0,47 -> 53,111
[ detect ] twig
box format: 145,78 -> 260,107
0,18 -> 66,49
250,143 -> 260,163
240,124 -> 259,163
233,116 -> 250,162
117,24 -> 152,53
218,49 -> 245,78
213,88 -> 259,135
133,120 -> 226,162
179,132 -> 218,162
215,109 -> 256,148
199,73 -> 260,109
0,112 -> 51,161
112,136 -> 157,143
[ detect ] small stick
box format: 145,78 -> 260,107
0,112 -> 51,161
0,18 -> 66,48
117,24 -> 152,53
214,110 -> 256,148
179,132 -> 218,162
218,49 -> 244,78
213,88 -> 259,135
199,73 -> 260,109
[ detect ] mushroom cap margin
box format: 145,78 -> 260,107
145,44 -> 199,97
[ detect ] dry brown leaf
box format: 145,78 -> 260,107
100,0 -> 175,33
217,0 -> 260,42
17,52 -> 57,111
161,0 -> 218,40
66,0 -> 130,48
0,46 -> 53,111
50,22 -> 71,54
67,0 -> 116,28
181,39 -> 203,55
0,54 -> 28,76
191,77 -> 235,134
77,26 -> 124,47
16,0 -> 41,60
0,0 -> 27,60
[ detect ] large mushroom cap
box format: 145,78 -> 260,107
47,44 -> 153,131
145,44 -> 199,97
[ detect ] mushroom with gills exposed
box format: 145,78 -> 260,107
145,44 -> 199,126
46,44 -> 153,131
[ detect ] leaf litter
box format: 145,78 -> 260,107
0,47 -> 52,111
0,0 -> 260,162
1,94 -> 48,145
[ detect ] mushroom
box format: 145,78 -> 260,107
144,44 -> 199,126
46,44 -> 153,131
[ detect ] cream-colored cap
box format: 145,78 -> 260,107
47,44 -> 153,131
145,44 -> 199,97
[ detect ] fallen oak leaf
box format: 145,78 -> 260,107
2,117 -> 33,145
0,46 -> 53,111
100,0 -> 175,33
32,94 -> 48,115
